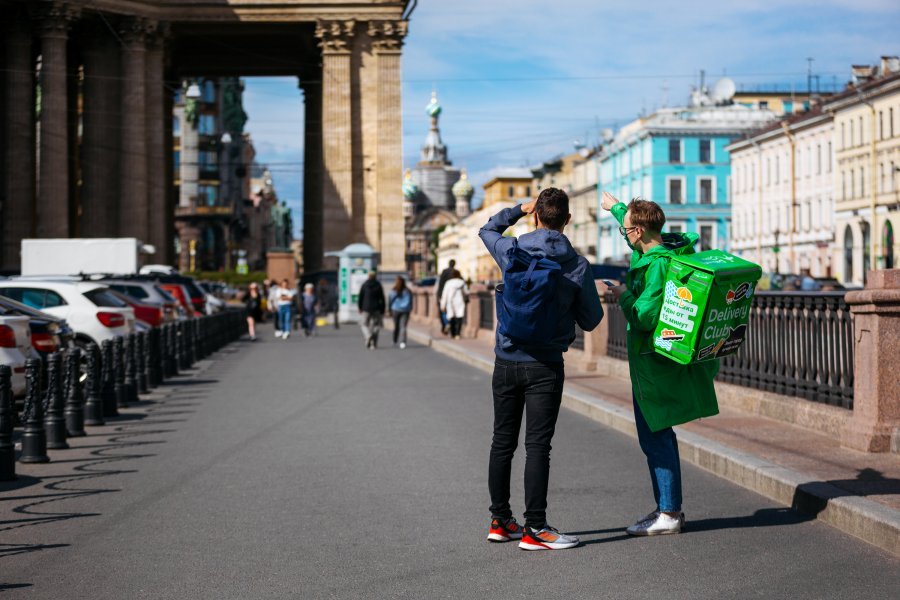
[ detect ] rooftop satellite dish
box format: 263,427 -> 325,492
712,77 -> 736,103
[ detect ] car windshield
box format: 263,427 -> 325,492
109,283 -> 150,300
83,288 -> 129,308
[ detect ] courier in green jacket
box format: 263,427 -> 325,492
602,192 -> 719,537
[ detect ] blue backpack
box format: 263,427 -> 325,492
496,247 -> 561,346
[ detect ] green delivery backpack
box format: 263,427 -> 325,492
652,249 -> 762,365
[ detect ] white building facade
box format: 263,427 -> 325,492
728,110 -> 836,276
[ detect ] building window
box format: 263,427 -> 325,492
850,170 -> 855,198
775,156 -> 780,183
667,178 -> 683,204
891,107 -> 895,137
841,122 -> 846,149
860,167 -> 865,196
698,177 -> 714,204
850,119 -> 855,147
699,139 -> 711,163
173,116 -> 181,136
884,221 -> 895,269
202,80 -> 216,103
879,110 -> 884,140
862,222 -> 871,284
844,225 -> 854,282
507,185 -> 514,198
859,116 -> 864,145
525,185 -> 531,198
198,184 -> 218,207
816,143 -> 822,175
198,114 -> 216,135
827,142 -> 832,172
699,223 -> 715,251
669,224 -> 684,234
173,150 -> 181,173
842,172 -> 846,200
759,100 -> 769,110
668,139 -> 681,163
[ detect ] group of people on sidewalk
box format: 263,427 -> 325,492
356,273 -> 414,350
242,278 -> 340,341
479,187 -> 719,551
435,260 -> 470,339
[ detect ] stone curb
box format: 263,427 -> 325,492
407,328 -> 900,557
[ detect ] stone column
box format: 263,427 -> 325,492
145,24 -> 168,260
301,75 -> 323,272
316,20 -> 355,261
37,1 -> 79,238
2,15 -> 36,269
118,17 -> 153,241
80,23 -> 120,237
369,21 -> 408,272
841,270 -> 900,452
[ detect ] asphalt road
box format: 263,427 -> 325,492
2,325 -> 898,599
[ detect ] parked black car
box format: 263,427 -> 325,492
0,294 -> 75,357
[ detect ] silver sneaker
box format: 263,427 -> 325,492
519,525 -> 580,550
627,511 -> 683,536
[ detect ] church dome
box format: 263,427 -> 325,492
452,170 -> 474,198
402,169 -> 419,200
426,91 -> 442,118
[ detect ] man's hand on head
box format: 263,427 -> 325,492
520,198 -> 538,215
601,191 -> 619,211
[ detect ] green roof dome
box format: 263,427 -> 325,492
402,169 -> 419,200
452,170 -> 474,198
426,91 -> 442,118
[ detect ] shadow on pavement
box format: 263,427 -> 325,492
0,582 -> 35,591
686,507 -> 813,532
792,468 -> 900,516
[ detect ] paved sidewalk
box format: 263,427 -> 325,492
406,323 -> 900,556
2,327 -> 898,599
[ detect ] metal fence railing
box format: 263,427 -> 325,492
718,292 -> 854,409
606,291 -> 855,409
604,292 -> 629,360
478,291 -> 494,331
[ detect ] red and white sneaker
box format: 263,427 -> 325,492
487,517 -> 524,542
518,525 -> 580,550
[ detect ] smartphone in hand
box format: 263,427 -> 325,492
602,279 -> 616,288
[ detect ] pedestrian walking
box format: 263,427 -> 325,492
601,191 -> 719,536
388,276 -> 413,349
300,283 -> 318,337
439,271 -> 468,339
479,187 -> 604,550
274,278 -> 296,339
243,282 -> 263,341
316,278 -> 340,329
357,271 -> 386,349
267,280 -> 280,332
435,260 -> 456,334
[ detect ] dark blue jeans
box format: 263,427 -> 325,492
633,395 -> 683,512
489,358 -> 564,529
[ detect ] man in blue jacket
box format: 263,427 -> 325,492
479,187 -> 604,550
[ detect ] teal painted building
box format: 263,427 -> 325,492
597,103 -> 776,263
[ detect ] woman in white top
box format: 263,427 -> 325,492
439,271 -> 468,339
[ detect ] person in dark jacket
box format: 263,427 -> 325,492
317,278 -> 340,329
435,259 -> 457,334
242,282 -> 263,341
357,271 -> 386,349
478,187 -> 604,551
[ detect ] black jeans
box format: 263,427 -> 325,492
449,317 -> 463,337
489,358 -> 565,529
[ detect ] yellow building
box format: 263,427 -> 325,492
734,90 -> 831,116
826,60 -> 900,285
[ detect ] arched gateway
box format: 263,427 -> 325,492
0,0 -> 412,273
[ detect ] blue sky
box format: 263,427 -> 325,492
242,0 -> 900,237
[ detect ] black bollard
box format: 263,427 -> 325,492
84,344 -> 105,426
100,340 -> 119,418
114,336 -> 128,408
147,328 -> 161,387
43,353 -> 68,450
190,319 -> 199,364
0,365 -> 16,480
137,332 -> 149,394
63,348 -> 86,437
123,334 -> 139,404
169,324 -> 180,377
19,359 -> 49,463
177,322 -> 188,371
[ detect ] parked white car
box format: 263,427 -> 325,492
0,314 -> 33,397
0,280 -> 135,348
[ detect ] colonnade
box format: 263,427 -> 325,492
1,1 -> 408,273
